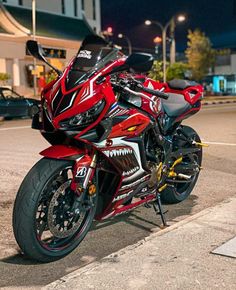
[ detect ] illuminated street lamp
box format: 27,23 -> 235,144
153,36 -> 162,55
118,33 -> 132,55
145,14 -> 186,82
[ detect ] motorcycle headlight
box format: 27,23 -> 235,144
59,99 -> 105,129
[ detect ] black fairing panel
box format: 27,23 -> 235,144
161,93 -> 191,117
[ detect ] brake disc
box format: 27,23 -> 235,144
47,181 -> 85,238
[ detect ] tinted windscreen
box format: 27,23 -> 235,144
66,35 -> 120,90
73,45 -> 113,72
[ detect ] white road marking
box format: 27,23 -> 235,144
0,126 -> 31,131
205,141 -> 236,146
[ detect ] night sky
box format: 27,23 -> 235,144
101,0 -> 236,52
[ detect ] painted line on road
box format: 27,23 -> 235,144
205,141 -> 236,146
0,126 -> 31,131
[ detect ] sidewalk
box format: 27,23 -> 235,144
45,197 -> 236,290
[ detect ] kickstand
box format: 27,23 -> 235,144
153,194 -> 168,228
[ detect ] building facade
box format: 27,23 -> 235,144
206,50 -> 236,95
0,0 -> 101,95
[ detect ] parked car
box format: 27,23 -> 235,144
0,87 -> 39,119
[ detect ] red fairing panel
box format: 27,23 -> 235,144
40,145 -> 86,159
108,111 -> 150,138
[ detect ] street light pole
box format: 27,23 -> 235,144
32,0 -> 37,98
145,19 -> 169,82
145,15 -> 186,82
118,33 -> 132,55
170,18 -> 176,65
162,18 -> 173,82
32,0 -> 36,39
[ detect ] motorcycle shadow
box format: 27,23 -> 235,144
1,194 -> 198,266
92,194 -> 199,232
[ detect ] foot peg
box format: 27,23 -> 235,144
153,194 -> 168,228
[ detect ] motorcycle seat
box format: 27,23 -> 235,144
161,92 -> 191,117
167,79 -> 198,90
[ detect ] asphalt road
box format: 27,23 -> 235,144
0,104 -> 236,288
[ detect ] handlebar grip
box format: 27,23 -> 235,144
140,86 -> 169,99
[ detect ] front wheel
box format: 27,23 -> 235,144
13,158 -> 98,262
161,126 -> 202,204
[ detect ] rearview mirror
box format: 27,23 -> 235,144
96,52 -> 154,84
125,53 -> 154,73
27,40 -> 46,61
26,40 -> 62,75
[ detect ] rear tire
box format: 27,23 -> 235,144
161,126 -> 202,204
13,158 -> 97,262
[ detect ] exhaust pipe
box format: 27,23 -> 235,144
177,173 -> 192,180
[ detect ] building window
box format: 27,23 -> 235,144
19,0 -> 23,5
81,0 -> 84,10
74,0 -> 77,16
93,0 -> 96,20
61,0 -> 65,14
2,0 -> 7,3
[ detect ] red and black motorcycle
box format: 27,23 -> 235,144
13,35 -> 204,262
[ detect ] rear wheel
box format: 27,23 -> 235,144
13,158 -> 97,262
161,126 -> 202,204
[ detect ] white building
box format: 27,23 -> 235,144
0,0 -> 101,95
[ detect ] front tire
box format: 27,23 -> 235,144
161,126 -> 202,204
13,158 -> 97,262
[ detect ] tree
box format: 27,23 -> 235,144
148,60 -> 164,82
185,29 -> 215,81
166,62 -> 189,81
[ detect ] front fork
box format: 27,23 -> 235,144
82,153 -> 97,191
70,153 -> 98,212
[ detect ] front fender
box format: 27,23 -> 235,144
40,145 -> 86,159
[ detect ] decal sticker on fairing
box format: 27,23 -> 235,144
77,50 -> 92,59
95,137 -> 145,181
113,191 -> 133,202
76,167 -> 87,178
102,147 -> 140,177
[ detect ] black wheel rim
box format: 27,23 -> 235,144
175,152 -> 201,195
35,166 -> 96,251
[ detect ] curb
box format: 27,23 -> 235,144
44,197 -> 234,289
202,100 -> 236,106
